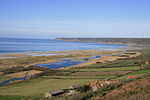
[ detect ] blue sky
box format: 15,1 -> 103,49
0,0 -> 150,39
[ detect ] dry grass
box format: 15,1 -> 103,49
6,70 -> 43,78
0,50 -> 125,69
92,75 -> 150,100
68,52 -> 140,69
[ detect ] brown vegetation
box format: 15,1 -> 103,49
6,70 -> 43,78
92,75 -> 150,100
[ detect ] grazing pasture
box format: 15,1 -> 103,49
0,78 -> 90,96
68,66 -> 140,72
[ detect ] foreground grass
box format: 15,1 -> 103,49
0,96 -> 25,100
0,78 -> 90,97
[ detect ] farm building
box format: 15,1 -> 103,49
69,85 -> 80,89
88,80 -> 120,92
45,90 -> 65,98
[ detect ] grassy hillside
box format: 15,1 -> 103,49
55,38 -> 150,46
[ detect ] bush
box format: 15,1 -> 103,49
77,85 -> 91,93
68,90 -> 94,100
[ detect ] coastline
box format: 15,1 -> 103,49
0,47 -> 141,71
54,38 -> 150,48
0,39 -> 141,70
0,37 -> 133,57
0,49 -> 127,69
0,47 -> 130,58
54,39 -> 143,51
55,38 -> 130,45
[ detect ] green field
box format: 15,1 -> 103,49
80,60 -> 139,68
0,96 -> 25,100
44,75 -> 115,79
68,66 -> 140,72
0,78 -> 90,97
116,70 -> 150,80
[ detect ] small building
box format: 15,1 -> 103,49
69,85 -> 80,89
89,81 -> 104,92
89,81 -> 102,89
96,61 -> 103,64
45,90 -> 65,98
89,80 -> 120,92
98,81 -> 110,86
119,54 -> 130,57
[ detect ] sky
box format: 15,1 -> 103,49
0,0 -> 150,39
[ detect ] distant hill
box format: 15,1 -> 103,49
55,38 -> 150,46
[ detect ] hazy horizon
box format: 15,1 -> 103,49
0,0 -> 150,39
1,35 -> 150,39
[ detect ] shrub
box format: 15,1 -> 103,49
77,85 -> 91,93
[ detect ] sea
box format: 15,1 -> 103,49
0,38 -> 128,54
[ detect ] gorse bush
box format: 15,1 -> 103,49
77,85 -> 91,93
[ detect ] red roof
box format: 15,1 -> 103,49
98,81 -> 108,84
88,80 -> 120,88
128,75 -> 138,78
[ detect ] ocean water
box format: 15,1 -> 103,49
0,38 -> 128,54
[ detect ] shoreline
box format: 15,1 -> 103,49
55,39 -> 150,51
0,47 -> 130,58
0,49 -> 127,69
0,38 -> 134,58
55,39 -> 134,48
54,38 -> 129,45
54,38 -> 150,47
0,40 -> 141,70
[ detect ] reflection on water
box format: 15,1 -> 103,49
0,77 -> 28,86
36,55 -> 101,69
